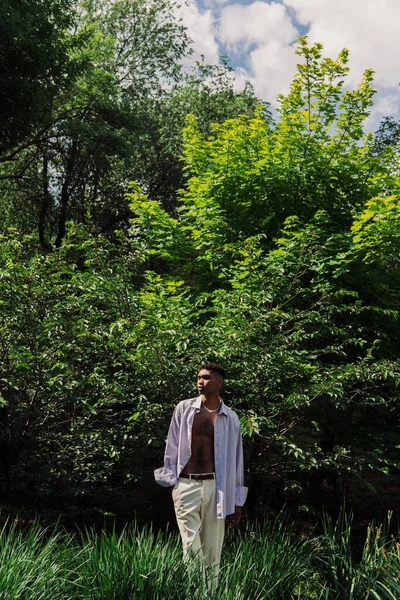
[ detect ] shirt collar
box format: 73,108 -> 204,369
193,395 -> 228,416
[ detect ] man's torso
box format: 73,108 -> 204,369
180,407 -> 216,475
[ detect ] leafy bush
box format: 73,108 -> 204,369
1,39 -> 399,516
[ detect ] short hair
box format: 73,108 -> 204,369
198,362 -> 225,379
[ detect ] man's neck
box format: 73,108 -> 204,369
201,394 -> 220,410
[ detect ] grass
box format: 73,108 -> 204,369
218,514 -> 317,599
0,511 -> 397,599
0,520 -> 73,600
315,509 -> 400,600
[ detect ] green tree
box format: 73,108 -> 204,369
1,38 -> 399,519
372,116 -> 400,156
0,0 -> 260,250
127,39 -> 400,502
128,38 -> 386,291
0,0 -> 76,155
126,63 -> 262,215
0,0 -> 191,248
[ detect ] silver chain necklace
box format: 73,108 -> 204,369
202,402 -> 221,413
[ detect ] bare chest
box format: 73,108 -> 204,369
191,410 -> 217,440
180,409 -> 217,474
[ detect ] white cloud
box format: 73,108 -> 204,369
246,41 -> 299,101
219,1 -> 298,49
283,0 -> 400,89
366,89 -> 400,131
178,0 -> 400,129
217,1 -> 299,103
231,66 -> 251,91
178,0 -> 220,64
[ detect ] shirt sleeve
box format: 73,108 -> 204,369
235,421 -> 248,506
154,404 -> 181,487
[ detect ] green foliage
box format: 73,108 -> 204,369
0,0 -> 76,153
126,40 -> 386,289
127,63 -> 262,214
76,525 -> 189,599
351,196 -> 400,266
0,224 -> 201,500
372,116 -> 400,157
126,39 -> 400,496
1,0 -> 192,244
201,212 -> 399,483
0,520 -> 74,599
1,37 -> 399,514
0,0 -> 260,247
176,38 -> 378,250
220,514 -> 316,599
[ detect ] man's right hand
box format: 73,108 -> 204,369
227,506 -> 242,528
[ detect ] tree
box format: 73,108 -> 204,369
127,39 -> 400,504
128,38 -> 386,290
1,38 -> 398,520
372,116 -> 400,156
0,0 -> 76,155
0,0 -> 261,250
125,63 -> 263,215
0,0 -> 191,248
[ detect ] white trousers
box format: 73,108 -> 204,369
172,477 -> 225,581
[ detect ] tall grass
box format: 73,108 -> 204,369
218,514 -> 317,600
315,509 -> 400,600
73,516 -> 316,599
0,511 -> 397,599
74,526 -> 190,599
0,520 -> 74,600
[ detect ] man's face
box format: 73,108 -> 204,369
197,369 -> 223,398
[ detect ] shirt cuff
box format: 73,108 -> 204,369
235,486 -> 248,506
154,467 -> 177,487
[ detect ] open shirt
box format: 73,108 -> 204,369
154,396 -> 248,519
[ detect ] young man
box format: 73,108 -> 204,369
154,362 -> 247,582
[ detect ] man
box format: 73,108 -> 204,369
154,362 -> 247,582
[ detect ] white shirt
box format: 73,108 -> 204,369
154,396 -> 248,519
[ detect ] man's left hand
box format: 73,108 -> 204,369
227,506 -> 242,528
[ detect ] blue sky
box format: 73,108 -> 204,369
178,0 -> 400,131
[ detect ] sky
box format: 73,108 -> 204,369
177,0 -> 400,131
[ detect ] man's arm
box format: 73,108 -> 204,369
229,419 -> 247,527
154,405 -> 181,487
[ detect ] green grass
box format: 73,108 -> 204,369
0,512 -> 397,599
218,514 -> 317,600
0,520 -> 74,600
315,509 -> 400,600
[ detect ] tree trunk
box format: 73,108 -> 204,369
39,149 -> 52,251
55,140 -> 77,248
